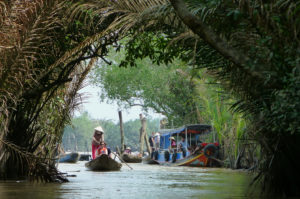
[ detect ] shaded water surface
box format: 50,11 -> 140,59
0,161 -> 261,199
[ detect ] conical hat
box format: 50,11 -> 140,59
94,126 -> 104,133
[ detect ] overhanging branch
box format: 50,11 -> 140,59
169,0 -> 263,79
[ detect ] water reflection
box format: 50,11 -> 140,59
0,161 -> 260,199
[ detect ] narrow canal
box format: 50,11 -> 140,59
0,162 -> 262,199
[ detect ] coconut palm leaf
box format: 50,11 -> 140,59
0,0 -> 91,181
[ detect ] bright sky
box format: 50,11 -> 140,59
75,84 -> 162,122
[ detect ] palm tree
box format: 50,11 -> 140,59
0,0 -> 117,181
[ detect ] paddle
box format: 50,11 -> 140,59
112,152 -> 133,170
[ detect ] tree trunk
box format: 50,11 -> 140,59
139,114 -> 147,155
234,147 -> 245,169
118,111 -> 125,153
116,146 -> 121,156
144,133 -> 151,154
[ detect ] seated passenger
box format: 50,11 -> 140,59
96,142 -> 108,157
192,139 -> 204,154
124,146 -> 132,154
104,142 -> 112,158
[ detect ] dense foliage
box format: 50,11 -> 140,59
0,0 -> 117,181
91,47 -> 201,125
1,0 -> 299,197
62,112 -> 159,152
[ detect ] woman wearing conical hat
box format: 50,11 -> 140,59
92,126 -> 104,159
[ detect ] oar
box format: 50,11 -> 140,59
112,152 -> 133,170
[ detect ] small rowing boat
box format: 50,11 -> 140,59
142,156 -> 159,164
85,154 -> 122,171
79,154 -> 92,161
121,153 -> 142,163
58,152 -> 80,163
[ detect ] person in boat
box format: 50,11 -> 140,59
169,136 -> 177,153
166,136 -> 177,163
149,132 -> 155,158
192,136 -> 203,154
96,142 -> 108,157
179,136 -> 189,157
104,142 -> 112,158
92,126 -> 104,159
124,146 -> 132,154
154,132 -> 160,151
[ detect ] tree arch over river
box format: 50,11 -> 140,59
0,0 -> 299,197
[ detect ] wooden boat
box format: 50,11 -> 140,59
142,156 -> 159,165
79,154 -> 92,161
149,124 -> 220,167
85,154 -> 122,171
121,153 -> 142,163
58,152 -> 80,163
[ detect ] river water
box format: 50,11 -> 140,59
0,161 -> 262,199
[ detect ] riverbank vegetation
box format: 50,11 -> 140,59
0,0 -> 118,182
0,0 -> 299,197
62,112 -> 159,152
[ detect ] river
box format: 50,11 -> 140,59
0,161 -> 262,199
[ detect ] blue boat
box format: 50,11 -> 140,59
58,152 -> 80,163
150,124 -> 220,167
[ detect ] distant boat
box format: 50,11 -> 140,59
142,156 -> 159,164
79,154 -> 92,161
149,124 -> 220,167
59,152 -> 80,163
121,153 -> 142,163
85,154 -> 122,171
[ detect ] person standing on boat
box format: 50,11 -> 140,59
169,136 -> 177,153
149,132 -> 155,158
179,136 -> 189,157
96,142 -> 108,157
92,126 -> 104,159
154,132 -> 160,151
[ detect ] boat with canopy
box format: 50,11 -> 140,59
151,124 -> 220,167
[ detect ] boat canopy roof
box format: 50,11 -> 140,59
159,124 -> 212,137
158,124 -> 212,150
